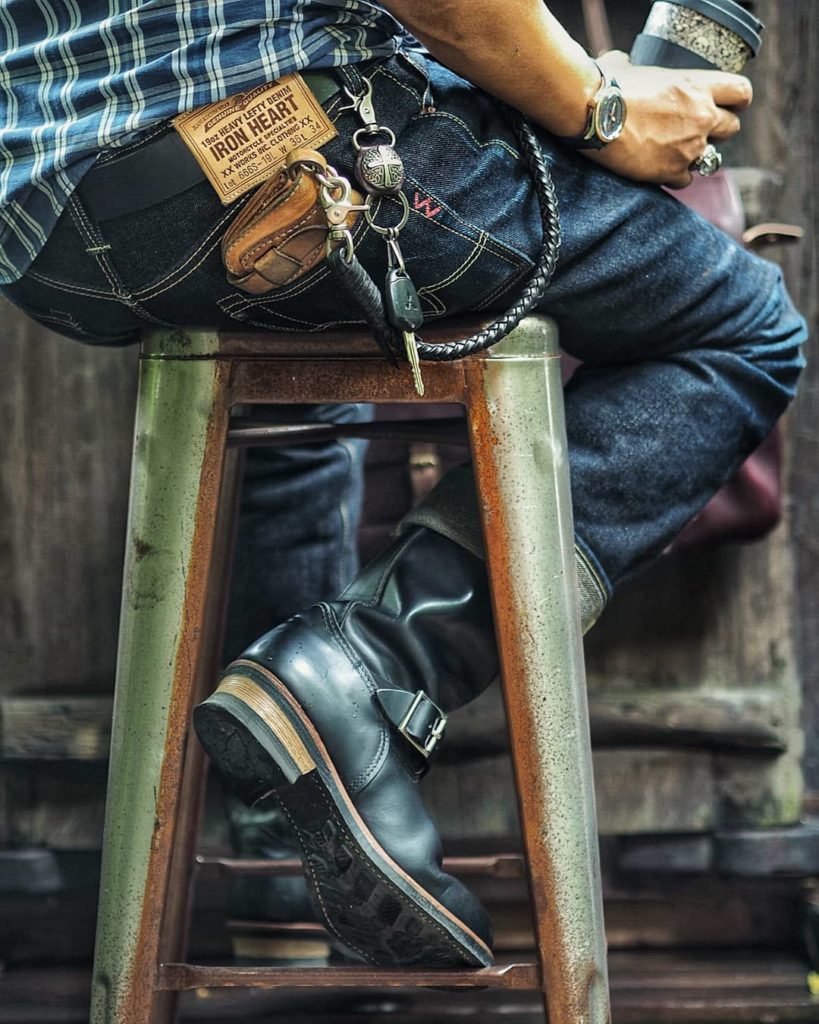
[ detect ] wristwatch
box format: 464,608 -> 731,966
557,62 -> 627,150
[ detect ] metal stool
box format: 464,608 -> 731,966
89,315 -> 610,1024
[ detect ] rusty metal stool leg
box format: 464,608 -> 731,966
90,330 -> 232,1024
465,317 -> 610,1024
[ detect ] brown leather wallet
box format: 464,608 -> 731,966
222,149 -> 362,295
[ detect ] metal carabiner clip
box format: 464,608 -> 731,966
339,76 -> 376,128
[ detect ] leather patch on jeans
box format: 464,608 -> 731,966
222,154 -> 362,295
173,74 -> 337,204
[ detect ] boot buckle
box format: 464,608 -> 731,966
397,690 -> 447,759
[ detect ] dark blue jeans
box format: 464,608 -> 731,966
2,51 -> 807,598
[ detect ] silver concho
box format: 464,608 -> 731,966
354,144 -> 405,195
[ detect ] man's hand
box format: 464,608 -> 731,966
589,51 -> 753,188
377,3 -> 752,189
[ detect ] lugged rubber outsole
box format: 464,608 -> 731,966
193,665 -> 493,968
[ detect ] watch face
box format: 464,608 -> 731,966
595,88 -> 627,144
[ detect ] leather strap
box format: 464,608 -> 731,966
375,688 -> 447,770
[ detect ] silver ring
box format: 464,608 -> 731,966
364,191 -> 410,235
694,143 -> 723,178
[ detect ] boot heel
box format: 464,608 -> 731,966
193,674 -> 316,802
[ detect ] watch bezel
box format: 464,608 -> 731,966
590,83 -> 627,145
557,65 -> 628,151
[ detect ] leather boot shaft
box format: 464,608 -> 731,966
330,526 -> 499,712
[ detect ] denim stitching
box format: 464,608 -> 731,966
422,109 -> 520,160
67,196 -> 123,296
67,193 -> 178,326
473,262 -> 532,311
132,200 -> 247,300
375,66 -> 426,107
397,50 -> 431,92
226,308 -> 364,331
218,280 -> 363,328
402,172 -> 530,270
133,233 -> 223,301
27,269 -> 117,299
415,235 -> 486,317
423,232 -> 486,292
12,295 -> 113,340
135,235 -> 223,302
418,290 -> 446,317
405,200 -> 527,271
26,308 -> 84,330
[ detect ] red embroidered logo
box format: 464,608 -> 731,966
413,192 -> 443,219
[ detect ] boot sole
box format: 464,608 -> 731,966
193,660 -> 494,968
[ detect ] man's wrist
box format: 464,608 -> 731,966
561,54 -> 607,137
556,60 -> 628,150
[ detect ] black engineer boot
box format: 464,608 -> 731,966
193,526 -> 499,968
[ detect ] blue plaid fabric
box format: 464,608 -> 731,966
0,1 -> 410,283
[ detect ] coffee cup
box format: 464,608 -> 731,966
630,0 -> 763,73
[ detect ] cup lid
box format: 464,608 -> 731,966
666,0 -> 764,54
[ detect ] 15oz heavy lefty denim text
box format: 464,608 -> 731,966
1,51 -> 807,592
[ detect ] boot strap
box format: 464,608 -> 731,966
375,689 -> 447,769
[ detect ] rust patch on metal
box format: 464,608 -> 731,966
195,852 -> 527,880
464,354 -> 609,1024
231,357 -> 467,406
156,962 -> 540,992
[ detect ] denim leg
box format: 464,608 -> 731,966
224,402 -> 373,659
531,149 -> 807,590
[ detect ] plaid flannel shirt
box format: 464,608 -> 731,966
0,0 -> 410,283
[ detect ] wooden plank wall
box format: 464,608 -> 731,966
0,315 -> 136,696
580,0 -> 819,800
749,0 -> 819,799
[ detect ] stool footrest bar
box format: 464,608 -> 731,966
157,962 -> 540,991
227,418 -> 469,448
195,853 -> 526,879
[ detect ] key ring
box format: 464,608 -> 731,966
364,192 -> 410,235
